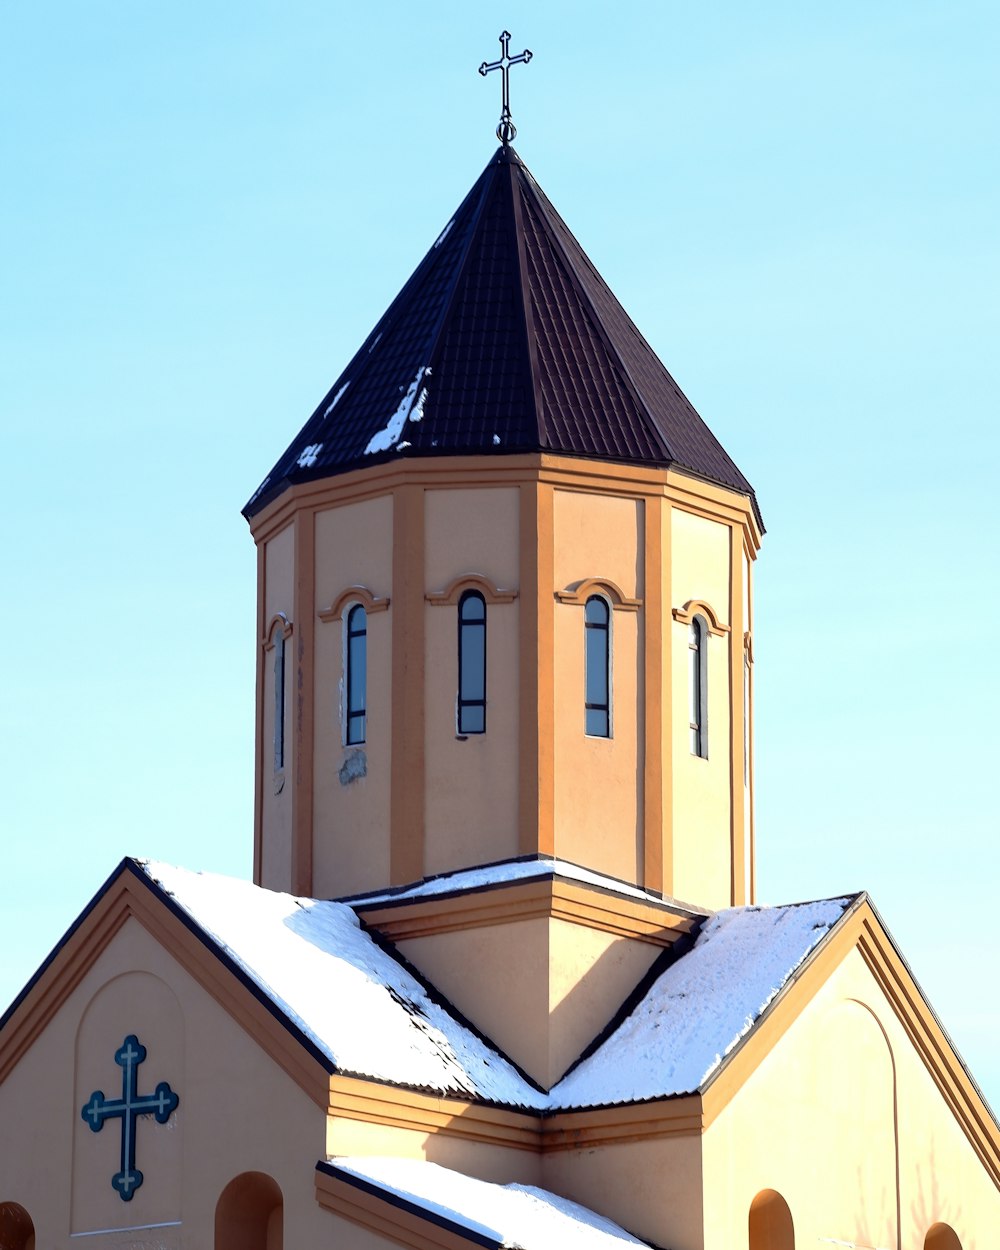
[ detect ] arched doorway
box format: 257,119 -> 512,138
0,1203 -> 35,1250
215,1172 -> 283,1250
749,1189 -> 794,1250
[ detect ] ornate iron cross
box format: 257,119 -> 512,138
479,31 -> 533,145
81,1034 -> 180,1202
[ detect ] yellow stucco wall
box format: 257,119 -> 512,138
312,495 -> 394,898
702,947 -> 1000,1250
423,487 -> 521,875
552,490 -> 644,881
670,507 -> 733,907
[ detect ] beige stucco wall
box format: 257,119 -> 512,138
0,917 -> 336,1248
312,495 -> 394,898
702,946 -> 1000,1250
423,484 -> 521,875
670,507 -> 733,907
542,1135 -> 705,1250
261,521 -> 295,892
552,490 -> 644,881
398,915 -> 661,1089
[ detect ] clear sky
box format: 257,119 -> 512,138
2,3 -> 997,1111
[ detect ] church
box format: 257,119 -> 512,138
1,47 -> 997,1250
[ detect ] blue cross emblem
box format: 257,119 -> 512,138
80,1034 -> 179,1201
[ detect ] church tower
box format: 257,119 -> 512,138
244,145 -> 761,932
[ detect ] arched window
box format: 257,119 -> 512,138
0,1202 -> 35,1250
749,1190 -> 794,1250
458,590 -> 487,734
688,616 -> 708,758
273,630 -> 286,773
345,603 -> 367,745
925,1225 -> 962,1250
584,595 -> 611,737
215,1172 -> 283,1250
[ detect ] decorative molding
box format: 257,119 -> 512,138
318,586 -> 390,621
555,578 -> 641,611
426,572 -> 518,606
261,612 -> 293,648
671,599 -> 728,635
355,877 -> 699,945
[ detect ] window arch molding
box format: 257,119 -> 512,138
556,577 -> 641,611
317,585 -> 390,622
671,598 -> 728,635
426,572 -> 517,606
261,612 -> 293,649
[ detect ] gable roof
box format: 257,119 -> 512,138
318,1157 -> 652,1249
139,860 -> 547,1108
244,145 -> 758,524
549,895 -> 857,1108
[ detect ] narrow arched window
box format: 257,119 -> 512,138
689,616 -> 708,758
345,604 -> 367,745
273,631 -> 286,772
457,591 -> 487,734
585,596 -> 610,737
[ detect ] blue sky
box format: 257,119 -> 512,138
2,3 -> 998,1110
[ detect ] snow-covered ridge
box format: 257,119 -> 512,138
330,1156 -> 651,1248
137,861 -> 853,1110
344,855 -> 694,911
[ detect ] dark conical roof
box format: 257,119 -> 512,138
244,146 -> 758,522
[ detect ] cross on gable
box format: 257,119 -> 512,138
81,1034 -> 180,1201
479,31 -> 533,145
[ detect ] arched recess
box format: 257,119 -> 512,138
0,1202 -> 35,1250
749,1189 -> 794,1250
925,1224 -> 962,1250
215,1172 -> 283,1250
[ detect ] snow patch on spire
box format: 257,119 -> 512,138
323,382 -> 350,418
365,367 -> 431,455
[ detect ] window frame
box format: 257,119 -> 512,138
457,589 -> 487,735
688,614 -> 709,759
344,602 -> 368,746
584,594 -> 612,738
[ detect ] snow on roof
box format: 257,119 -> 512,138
549,896 -> 856,1107
344,855 -> 697,913
139,861 -> 545,1109
329,1156 -> 651,1249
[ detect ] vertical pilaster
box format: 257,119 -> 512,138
391,484 -> 426,883
642,495 -> 665,894
728,521 -> 746,906
253,542 -> 267,886
745,549 -> 756,904
291,509 -> 316,896
519,478 -> 555,856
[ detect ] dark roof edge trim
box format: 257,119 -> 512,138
316,1160 -> 499,1249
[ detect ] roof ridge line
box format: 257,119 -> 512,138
514,164 -> 676,465
508,154 -> 546,442
418,157 -> 498,382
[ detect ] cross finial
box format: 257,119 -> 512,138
479,31 -> 532,145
